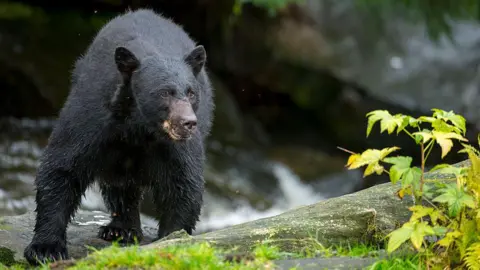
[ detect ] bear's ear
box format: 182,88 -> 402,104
184,45 -> 206,76
114,46 -> 140,77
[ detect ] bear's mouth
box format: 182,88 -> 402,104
162,120 -> 193,141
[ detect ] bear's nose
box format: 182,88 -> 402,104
181,117 -> 197,130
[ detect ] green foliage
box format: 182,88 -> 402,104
61,242 -> 279,270
356,0 -> 480,41
233,0 -> 303,16
342,108 -> 480,269
367,253 -> 423,270
0,2 -> 35,20
330,243 -> 379,257
0,248 -> 15,267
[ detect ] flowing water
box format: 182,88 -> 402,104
0,117 -> 362,233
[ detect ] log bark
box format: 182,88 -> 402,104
146,161 -> 468,253
145,180 -> 412,253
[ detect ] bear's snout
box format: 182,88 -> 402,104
163,99 -> 197,141
180,116 -> 197,131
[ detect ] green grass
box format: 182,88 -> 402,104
333,243 -> 380,257
366,254 -> 423,270
0,240 -> 419,270
32,242 -> 281,270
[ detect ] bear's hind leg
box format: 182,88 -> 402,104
97,184 -> 144,244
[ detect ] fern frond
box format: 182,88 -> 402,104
461,144 -> 480,199
464,242 -> 480,270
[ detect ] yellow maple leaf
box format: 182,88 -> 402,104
432,131 -> 468,158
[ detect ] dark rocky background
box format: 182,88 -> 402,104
1,0 -> 480,233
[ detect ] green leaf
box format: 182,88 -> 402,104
367,110 -> 397,137
383,156 -> 412,184
407,117 -> 420,128
387,222 -> 414,253
431,108 -> 466,135
422,183 -> 436,200
409,205 -> 445,225
363,162 -> 384,177
432,226 -> 448,237
418,116 -> 436,123
458,143 -> 480,157
460,219 -> 477,250
410,222 -> 435,250
431,118 -> 462,134
365,111 -> 410,137
395,114 -> 418,134
366,110 -> 390,137
429,164 -> 465,177
345,147 -> 401,169
409,205 -> 435,222
402,166 -> 422,188
412,131 -> 433,144
437,231 -> 461,247
387,221 -> 435,252
433,184 -> 476,217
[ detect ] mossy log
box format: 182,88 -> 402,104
146,160 -> 468,253
146,182 -> 412,253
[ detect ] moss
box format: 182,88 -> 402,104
61,242 -> 281,270
0,248 -> 15,267
0,240 -> 416,270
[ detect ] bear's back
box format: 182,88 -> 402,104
68,9 -> 201,107
93,9 -> 196,58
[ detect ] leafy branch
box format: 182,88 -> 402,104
340,108 -> 480,268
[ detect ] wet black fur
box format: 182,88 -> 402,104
23,9 -> 214,265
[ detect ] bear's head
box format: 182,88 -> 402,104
112,45 -> 206,141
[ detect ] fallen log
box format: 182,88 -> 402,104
145,160 -> 467,253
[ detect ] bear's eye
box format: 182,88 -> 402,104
187,89 -> 196,100
160,90 -> 171,98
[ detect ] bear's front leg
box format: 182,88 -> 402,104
97,184 -> 144,244
153,174 -> 204,239
24,163 -> 93,265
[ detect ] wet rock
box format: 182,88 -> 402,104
0,210 -> 157,264
274,257 -> 378,270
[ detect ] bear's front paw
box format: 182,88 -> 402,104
98,225 -> 143,244
24,240 -> 68,265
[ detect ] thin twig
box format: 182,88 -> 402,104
337,146 -> 357,155
419,142 -> 425,204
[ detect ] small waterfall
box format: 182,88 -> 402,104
195,162 -> 325,232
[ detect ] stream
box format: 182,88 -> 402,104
0,117 -> 362,233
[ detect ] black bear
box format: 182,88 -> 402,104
23,8 -> 214,265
